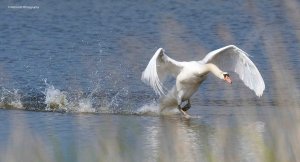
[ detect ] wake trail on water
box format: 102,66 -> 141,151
0,80 -> 127,114
0,81 -> 183,117
1,80 -> 210,119
0,80 -> 169,116
42,83 -> 179,116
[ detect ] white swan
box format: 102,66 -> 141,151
141,45 -> 265,118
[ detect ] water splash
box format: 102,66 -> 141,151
44,82 -> 68,111
43,81 -> 98,113
136,102 -> 179,116
136,102 -> 160,116
69,98 -> 96,113
42,80 -> 132,114
0,88 -> 23,109
107,87 -> 129,112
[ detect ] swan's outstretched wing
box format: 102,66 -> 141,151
202,45 -> 265,97
142,48 -> 183,96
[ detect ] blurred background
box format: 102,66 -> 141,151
1,0 -> 300,161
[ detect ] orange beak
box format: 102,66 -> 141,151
224,76 -> 232,84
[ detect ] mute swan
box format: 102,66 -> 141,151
141,45 -> 265,118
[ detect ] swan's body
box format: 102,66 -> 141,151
141,45 -> 265,118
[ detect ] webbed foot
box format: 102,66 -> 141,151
178,105 -> 191,119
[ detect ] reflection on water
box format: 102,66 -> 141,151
147,116 -> 266,162
0,110 -> 267,162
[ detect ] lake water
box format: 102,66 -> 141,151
1,0 -> 300,161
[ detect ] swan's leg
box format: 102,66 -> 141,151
177,94 -> 191,119
177,105 -> 191,119
181,99 -> 191,112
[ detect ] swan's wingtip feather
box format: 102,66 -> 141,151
141,48 -> 170,97
255,81 -> 265,97
156,48 -> 164,53
228,44 -> 236,48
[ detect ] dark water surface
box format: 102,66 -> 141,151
1,0 -> 300,161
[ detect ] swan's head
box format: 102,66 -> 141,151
223,72 -> 232,84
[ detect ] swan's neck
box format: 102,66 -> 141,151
206,63 -> 224,79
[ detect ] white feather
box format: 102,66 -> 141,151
142,45 -> 265,99
141,48 -> 182,96
202,45 -> 265,97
